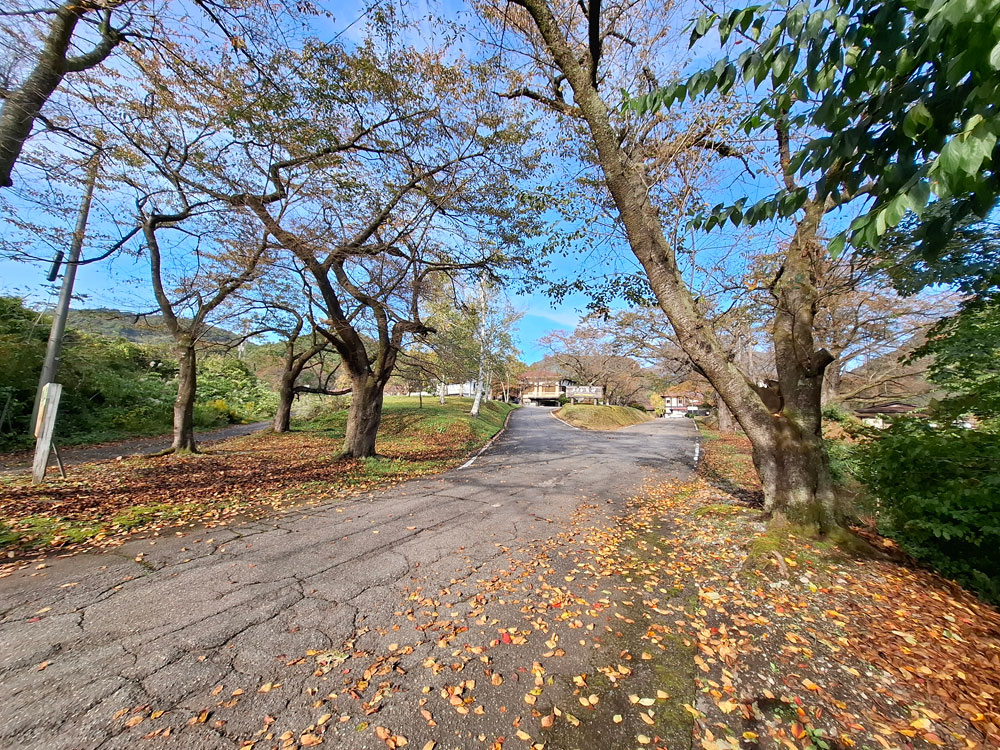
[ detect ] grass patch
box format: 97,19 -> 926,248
553,404 -> 653,430
1,397 -> 516,559
692,503 -> 752,517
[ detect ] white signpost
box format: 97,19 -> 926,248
32,382 -> 62,484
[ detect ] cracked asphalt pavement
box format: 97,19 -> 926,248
0,407 -> 696,749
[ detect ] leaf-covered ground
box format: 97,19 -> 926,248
0,398 -> 514,564
209,427 -> 1000,750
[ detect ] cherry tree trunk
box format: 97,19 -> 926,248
716,390 -> 737,433
514,0 -> 840,530
273,371 -> 295,433
172,344 -> 198,453
341,375 -> 384,458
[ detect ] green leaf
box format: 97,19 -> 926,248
902,102 -> 934,139
827,233 -> 845,258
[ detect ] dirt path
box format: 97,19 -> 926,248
0,421 -> 270,472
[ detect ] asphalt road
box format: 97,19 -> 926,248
0,407 -> 696,750
0,422 -> 271,472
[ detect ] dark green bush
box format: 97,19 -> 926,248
825,439 -> 862,485
822,404 -> 852,423
0,298 -> 277,449
859,417 -> 1000,603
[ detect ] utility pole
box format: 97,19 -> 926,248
29,153 -> 99,436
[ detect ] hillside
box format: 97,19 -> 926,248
65,308 -> 237,345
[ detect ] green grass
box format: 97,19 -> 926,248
298,396 -> 516,448
553,404 -> 653,430
1,397 -> 518,558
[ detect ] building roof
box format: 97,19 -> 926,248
519,369 -> 560,380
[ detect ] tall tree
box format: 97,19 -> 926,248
0,0 -> 306,189
490,0 -> 858,528
140,204 -> 267,453
189,40 -> 539,457
0,0 -> 124,188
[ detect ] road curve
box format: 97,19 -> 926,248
0,407 -> 696,749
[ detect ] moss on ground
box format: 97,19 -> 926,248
692,503 -> 751,517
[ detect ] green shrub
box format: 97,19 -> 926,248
193,399 -> 238,427
825,440 -> 862,485
822,404 -> 852,423
196,357 -> 276,421
859,418 -> 1000,603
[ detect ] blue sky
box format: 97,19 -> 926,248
0,0 -> 619,365
0,251 -> 584,363
0,0 -> 819,366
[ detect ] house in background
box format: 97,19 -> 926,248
660,384 -> 706,417
519,370 -> 571,406
854,401 -> 918,428
439,381 -> 478,398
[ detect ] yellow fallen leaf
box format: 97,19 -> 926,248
637,735 -> 651,745
640,712 -> 655,725
300,734 -> 323,746
910,718 -> 932,731
718,699 -> 739,714
613,714 -> 623,724
638,697 -> 655,707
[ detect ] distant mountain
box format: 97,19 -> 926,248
64,308 -> 238,345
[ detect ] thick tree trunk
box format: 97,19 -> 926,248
821,366 -> 841,406
755,200 -> 839,530
439,381 -> 447,404
514,0 -> 840,531
273,371 -> 295,433
342,374 -> 384,458
716,390 -> 737,433
172,344 -> 198,453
